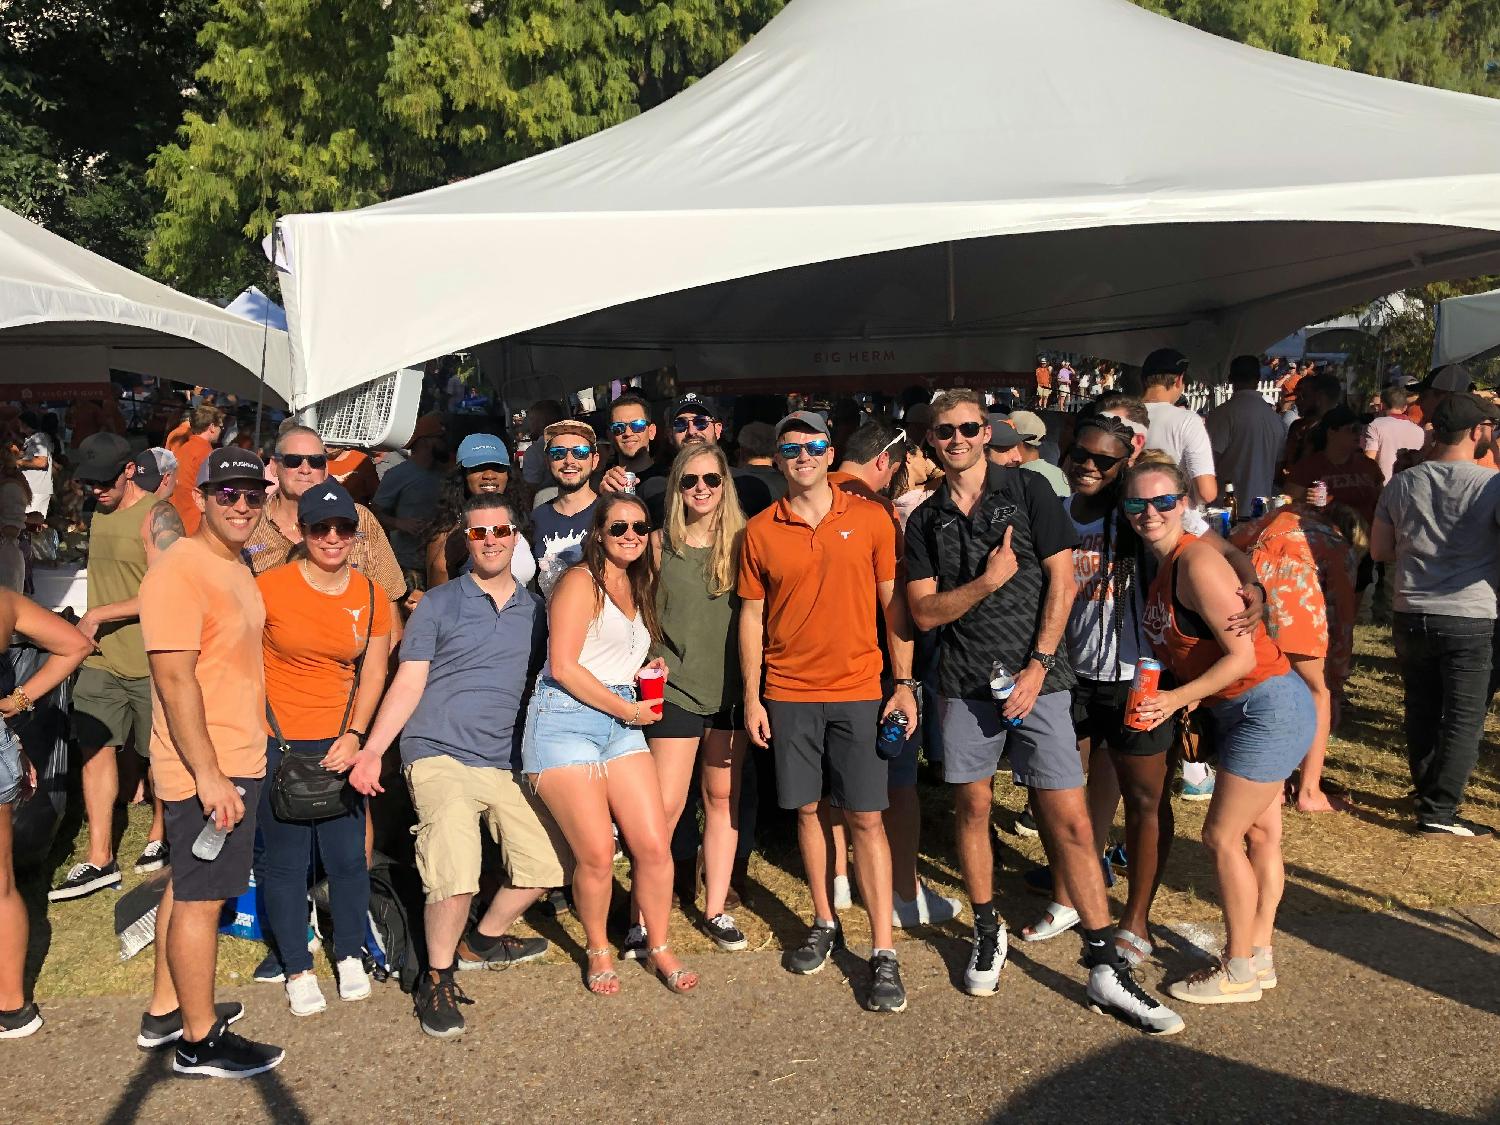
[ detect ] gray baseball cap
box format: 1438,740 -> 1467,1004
774,410 -> 830,438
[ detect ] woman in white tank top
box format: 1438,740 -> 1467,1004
520,493 -> 698,997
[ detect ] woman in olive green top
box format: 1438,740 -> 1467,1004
642,444 -> 750,953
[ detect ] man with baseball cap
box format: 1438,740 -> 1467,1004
1139,347 -> 1217,506
50,439 -> 187,901
665,393 -> 722,452
1009,410 -> 1070,498
373,413 -> 450,591
138,447 -> 282,1075
985,413 -> 1025,467
739,409 -> 918,1013
530,418 -> 600,597
128,447 -> 179,499
1372,392 -> 1500,839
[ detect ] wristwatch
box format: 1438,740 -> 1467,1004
344,729 -> 366,744
1029,651 -> 1058,673
894,678 -> 921,691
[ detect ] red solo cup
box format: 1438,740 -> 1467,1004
637,668 -> 666,715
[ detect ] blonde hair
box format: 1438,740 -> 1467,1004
664,444 -> 745,598
1126,452 -> 1190,495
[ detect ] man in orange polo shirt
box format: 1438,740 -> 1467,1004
738,410 -> 918,1014
169,405 -> 224,535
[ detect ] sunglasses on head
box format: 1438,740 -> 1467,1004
202,485 -> 267,508
1121,494 -> 1183,515
606,520 -> 651,538
778,438 -> 831,459
464,523 -> 516,542
1066,446 -> 1126,473
679,472 -> 723,491
547,444 -> 594,461
932,421 -> 984,441
610,419 -> 651,436
307,519 -> 357,540
672,414 -> 713,434
276,453 -> 327,470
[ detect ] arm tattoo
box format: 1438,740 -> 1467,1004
149,503 -> 185,554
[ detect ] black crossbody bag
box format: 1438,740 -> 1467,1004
269,579 -> 374,821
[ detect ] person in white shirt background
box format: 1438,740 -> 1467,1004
16,412 -> 56,518
1205,354 -> 1286,503
1138,349 -> 1218,507
1361,384 -> 1426,484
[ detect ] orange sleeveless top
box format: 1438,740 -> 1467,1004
1142,533 -> 1288,704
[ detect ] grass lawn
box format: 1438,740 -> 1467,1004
22,624 -> 1500,1000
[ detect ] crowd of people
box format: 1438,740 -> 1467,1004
1,345 -> 1497,1077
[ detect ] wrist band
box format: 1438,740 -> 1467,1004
631,702 -> 640,725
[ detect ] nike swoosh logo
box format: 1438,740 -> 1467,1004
179,1053 -> 198,1063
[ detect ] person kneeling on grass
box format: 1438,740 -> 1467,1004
350,493 -> 572,1039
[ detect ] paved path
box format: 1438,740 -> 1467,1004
10,906 -> 1500,1123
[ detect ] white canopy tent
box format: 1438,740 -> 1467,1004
0,207 -> 293,406
1433,287 -> 1500,370
276,0 -> 1500,407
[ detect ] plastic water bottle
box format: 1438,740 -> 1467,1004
876,710 -> 909,760
990,661 -> 1024,730
191,786 -> 247,861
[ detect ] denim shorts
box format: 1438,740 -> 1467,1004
1208,671 -> 1315,784
0,722 -> 22,806
521,676 -> 649,776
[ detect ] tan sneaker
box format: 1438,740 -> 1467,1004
1251,949 -> 1277,990
1168,960 -> 1263,1005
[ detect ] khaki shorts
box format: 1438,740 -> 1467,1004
72,666 -> 153,756
405,754 -> 572,904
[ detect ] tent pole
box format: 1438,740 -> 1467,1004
946,243 -> 956,327
252,293 -> 270,450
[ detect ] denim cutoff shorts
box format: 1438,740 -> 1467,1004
0,722 -> 23,807
521,676 -> 649,776
1208,670 -> 1315,784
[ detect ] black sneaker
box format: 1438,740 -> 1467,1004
48,861 -> 122,902
866,952 -> 907,1013
1015,808 -> 1039,838
456,929 -> 549,970
620,923 -> 649,961
0,1003 -> 42,1039
787,922 -> 844,975
133,840 -> 169,874
172,1018 -> 284,1078
252,951 -> 285,984
414,969 -> 472,1039
703,913 -> 749,952
537,887 -> 572,918
1418,816 -> 1496,839
138,1001 -> 245,1049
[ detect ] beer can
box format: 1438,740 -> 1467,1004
622,470 -> 638,495
1251,495 -> 1268,519
1272,494 -> 1292,509
1307,480 -> 1329,508
1124,658 -> 1163,732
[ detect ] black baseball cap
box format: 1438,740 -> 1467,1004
1141,348 -> 1190,378
1432,391 -> 1498,434
1419,364 -> 1474,394
73,433 -> 133,483
297,480 -> 358,526
196,448 -> 272,488
669,392 -> 717,421
986,414 -> 1024,450
128,448 -> 174,493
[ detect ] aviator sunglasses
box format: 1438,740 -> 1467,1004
679,472 -> 723,491
672,414 -> 714,434
464,524 -> 516,541
606,520 -> 651,538
1121,494 -> 1183,515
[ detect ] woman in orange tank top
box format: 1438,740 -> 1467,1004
1123,462 -> 1314,1008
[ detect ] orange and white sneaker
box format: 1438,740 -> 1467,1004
1168,960 -> 1263,1005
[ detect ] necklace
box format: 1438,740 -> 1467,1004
300,558 -> 350,595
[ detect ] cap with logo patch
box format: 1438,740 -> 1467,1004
985,414 -> 1023,450
297,479 -> 358,526
669,393 -> 718,422
774,410 -> 830,439
197,448 -> 272,488
74,432 -> 133,483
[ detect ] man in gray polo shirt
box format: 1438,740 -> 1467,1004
351,493 -> 570,1038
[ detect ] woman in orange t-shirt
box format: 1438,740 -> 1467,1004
252,481 -> 391,1016
1124,461 -> 1314,1008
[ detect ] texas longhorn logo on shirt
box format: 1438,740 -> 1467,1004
1141,595 -> 1171,649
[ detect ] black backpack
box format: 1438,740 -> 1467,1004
364,852 -> 429,994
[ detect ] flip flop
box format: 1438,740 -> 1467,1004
1020,902 -> 1080,942
1114,927 -> 1153,966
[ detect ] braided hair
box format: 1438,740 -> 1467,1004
1070,414 -> 1140,676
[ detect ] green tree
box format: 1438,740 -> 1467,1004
1132,0 -> 1349,66
148,0 -> 784,296
1323,1 -> 1500,96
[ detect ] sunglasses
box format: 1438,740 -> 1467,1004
307,519 -> 357,540
1066,446 -> 1126,473
466,461 -> 509,474
672,415 -> 713,434
679,472 -> 723,491
276,453 -> 327,470
778,439 -> 831,459
202,485 -> 268,508
464,524 -> 516,542
606,520 -> 651,538
610,419 -> 651,436
1121,494 -> 1183,515
547,444 -> 594,461
932,421 -> 984,441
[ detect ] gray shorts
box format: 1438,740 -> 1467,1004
938,691 -> 1080,790
764,699 -> 887,813
72,666 -> 154,757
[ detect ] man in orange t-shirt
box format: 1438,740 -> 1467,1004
169,406 -> 224,535
1033,359 -> 1054,408
139,447 -> 284,1075
738,410 -> 917,1012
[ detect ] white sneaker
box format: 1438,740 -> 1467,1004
963,922 -> 1008,996
893,883 -> 964,928
285,973 -> 327,1017
1087,962 -> 1184,1035
833,874 -> 853,911
336,956 -> 371,1002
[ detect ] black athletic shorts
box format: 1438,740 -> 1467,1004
162,776 -> 262,902
764,699 -> 887,812
1070,679 -> 1175,758
653,700 -> 741,740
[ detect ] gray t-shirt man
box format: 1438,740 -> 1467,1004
1374,461 -> 1500,618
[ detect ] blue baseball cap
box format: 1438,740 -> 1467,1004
456,433 -> 511,469
298,480 -> 357,526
